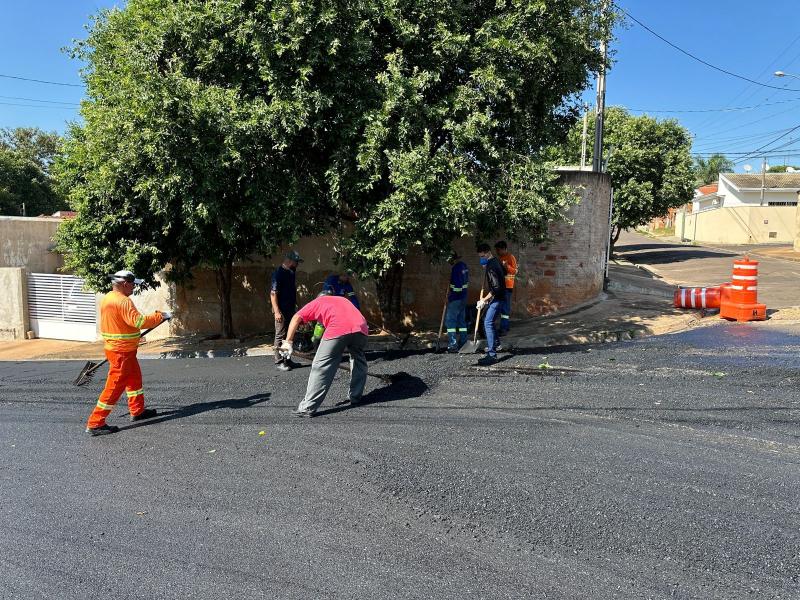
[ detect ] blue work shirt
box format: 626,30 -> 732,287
271,265 -> 297,314
322,274 -> 360,309
448,261 -> 469,302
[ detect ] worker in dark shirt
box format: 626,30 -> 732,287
322,272 -> 360,309
476,243 -> 506,365
270,250 -> 303,371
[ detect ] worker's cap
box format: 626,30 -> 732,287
285,250 -> 304,263
447,250 -> 461,262
109,270 -> 143,285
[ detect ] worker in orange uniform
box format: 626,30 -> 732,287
494,240 -> 517,337
85,270 -> 171,436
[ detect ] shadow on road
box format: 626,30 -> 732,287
119,392 -> 271,431
619,249 -> 734,264
315,373 -> 428,417
616,242 -> 680,252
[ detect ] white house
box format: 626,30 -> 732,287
679,173 -> 800,244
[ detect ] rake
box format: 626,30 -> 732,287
72,321 -> 168,386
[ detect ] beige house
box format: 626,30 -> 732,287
677,173 -> 800,245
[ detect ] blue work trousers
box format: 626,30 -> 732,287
483,299 -> 502,357
445,298 -> 468,349
499,288 -> 512,334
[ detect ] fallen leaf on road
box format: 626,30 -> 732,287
258,431 -> 266,436
538,361 -> 552,370
135,511 -> 148,516
713,372 -> 726,378
208,449 -> 216,454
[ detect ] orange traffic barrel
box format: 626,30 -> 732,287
720,256 -> 766,322
728,257 -> 759,304
673,287 -> 721,309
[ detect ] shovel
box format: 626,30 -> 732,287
72,320 -> 169,386
459,283 -> 485,354
433,292 -> 448,353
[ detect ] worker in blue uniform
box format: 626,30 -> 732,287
322,272 -> 360,309
444,251 -> 469,352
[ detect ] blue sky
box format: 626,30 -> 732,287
2,1 -> 800,172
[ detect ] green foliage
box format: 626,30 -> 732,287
693,153 -> 734,185
556,106 -> 694,234
0,127 -> 66,216
325,0 -> 611,304
56,0 -> 612,327
767,164 -> 800,173
55,1 -> 338,296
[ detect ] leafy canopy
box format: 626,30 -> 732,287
556,106 -> 694,233
0,127 -> 66,216
693,153 -> 734,186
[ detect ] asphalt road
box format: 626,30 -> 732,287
2,322 -> 800,599
616,230 -> 800,308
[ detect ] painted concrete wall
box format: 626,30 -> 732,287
165,170 -> 612,335
0,217 -> 64,274
677,206 -> 798,244
0,268 -> 28,340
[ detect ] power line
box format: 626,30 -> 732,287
0,101 -> 78,110
733,123 -> 800,164
621,7 -> 800,92
626,97 -> 800,114
0,94 -> 80,106
0,73 -> 83,88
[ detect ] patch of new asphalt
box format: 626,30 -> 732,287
1,321 -> 800,599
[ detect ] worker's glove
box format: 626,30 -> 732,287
279,339 -> 294,360
476,300 -> 486,311
161,311 -> 173,321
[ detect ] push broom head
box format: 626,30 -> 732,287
73,361 -> 101,386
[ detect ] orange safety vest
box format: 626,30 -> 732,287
499,254 -> 518,289
100,290 -> 164,352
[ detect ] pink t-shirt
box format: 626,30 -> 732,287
296,295 -> 369,340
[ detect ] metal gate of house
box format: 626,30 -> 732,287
27,273 -> 98,342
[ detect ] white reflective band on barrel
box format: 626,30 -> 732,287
730,284 -> 745,290
746,286 -> 758,291
701,288 -> 707,308
735,264 -> 758,270
681,289 -> 687,306
732,275 -> 757,281
690,289 -> 696,308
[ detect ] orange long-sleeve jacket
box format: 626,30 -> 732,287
100,290 -> 164,352
499,254 -> 518,290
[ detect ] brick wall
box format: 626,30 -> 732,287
165,169 -> 611,334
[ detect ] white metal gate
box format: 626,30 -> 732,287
28,274 -> 98,342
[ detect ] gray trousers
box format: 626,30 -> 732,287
298,333 -> 368,412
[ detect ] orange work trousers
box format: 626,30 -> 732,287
86,350 -> 145,429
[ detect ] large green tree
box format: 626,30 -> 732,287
57,0 -> 612,331
55,1 -> 342,337
693,153 -> 734,186
0,127 -> 66,216
319,0 -> 612,324
556,107 -> 694,249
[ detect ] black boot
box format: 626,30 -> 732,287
86,424 -> 119,436
131,408 -> 158,422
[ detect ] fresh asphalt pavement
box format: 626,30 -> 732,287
2,321 -> 800,599
616,230 -> 800,308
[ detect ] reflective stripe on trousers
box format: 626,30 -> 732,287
86,350 -> 146,429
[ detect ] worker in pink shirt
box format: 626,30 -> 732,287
279,295 -> 369,417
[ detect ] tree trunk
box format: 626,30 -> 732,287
215,260 -> 235,339
609,225 -> 622,255
374,262 -> 404,330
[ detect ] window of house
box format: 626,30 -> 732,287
768,201 -> 798,206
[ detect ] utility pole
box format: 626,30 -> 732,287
580,105 -> 589,170
21,202 -> 26,217
592,1 -> 609,173
760,157 -> 767,206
